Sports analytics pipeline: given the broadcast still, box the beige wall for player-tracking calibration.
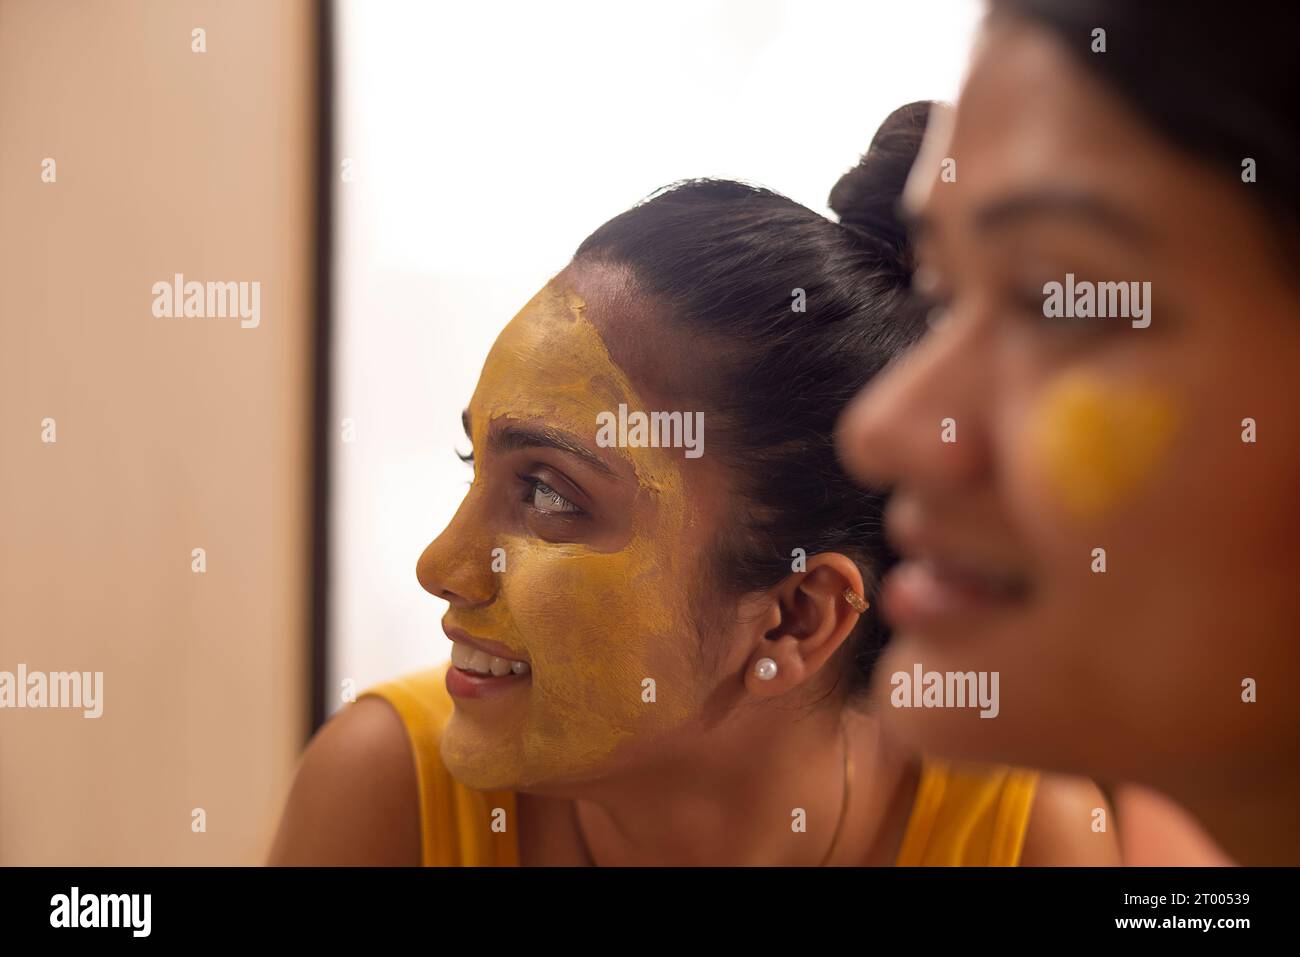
[0,0,316,864]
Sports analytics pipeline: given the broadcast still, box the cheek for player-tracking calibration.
[1013,372,1179,523]
[508,546,655,677]
[999,371,1186,664]
[501,538,696,729]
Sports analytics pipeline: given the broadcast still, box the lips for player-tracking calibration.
[877,488,1035,634]
[883,556,1031,633]
[442,624,532,701]
[450,639,531,677]
[443,624,527,661]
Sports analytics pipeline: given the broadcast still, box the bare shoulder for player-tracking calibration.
[267,696,421,866]
[1019,773,1122,866]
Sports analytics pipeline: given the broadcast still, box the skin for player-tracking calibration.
[836,12,1300,865]
[270,261,1118,867]
[1112,785,1234,867]
[423,279,698,790]
[1027,373,1178,519]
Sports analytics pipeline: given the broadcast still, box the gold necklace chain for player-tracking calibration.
[817,717,853,866]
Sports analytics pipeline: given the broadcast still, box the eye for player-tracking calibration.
[911,264,952,329]
[911,289,951,330]
[1008,278,1111,339]
[523,477,582,515]
[924,299,950,330]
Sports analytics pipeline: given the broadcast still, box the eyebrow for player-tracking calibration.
[463,409,616,478]
[904,188,1149,244]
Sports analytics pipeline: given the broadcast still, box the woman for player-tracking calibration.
[270,103,1116,866]
[837,3,1299,865]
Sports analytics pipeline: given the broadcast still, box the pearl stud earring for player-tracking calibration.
[754,657,778,681]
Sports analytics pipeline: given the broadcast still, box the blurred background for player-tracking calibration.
[0,0,979,865]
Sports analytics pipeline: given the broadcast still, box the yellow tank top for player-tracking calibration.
[360,662,1039,866]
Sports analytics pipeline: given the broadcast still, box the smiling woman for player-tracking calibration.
[269,103,1119,868]
[425,279,699,789]
[836,0,1300,866]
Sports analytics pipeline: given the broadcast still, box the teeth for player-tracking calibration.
[451,640,531,677]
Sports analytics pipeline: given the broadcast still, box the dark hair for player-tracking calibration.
[573,102,932,700]
[993,0,1300,242]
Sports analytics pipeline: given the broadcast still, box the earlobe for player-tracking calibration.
[744,633,809,696]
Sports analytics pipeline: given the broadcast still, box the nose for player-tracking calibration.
[835,312,992,494]
[415,494,497,607]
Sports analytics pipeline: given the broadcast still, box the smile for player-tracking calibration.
[882,557,1031,634]
[445,636,532,702]
[450,639,532,677]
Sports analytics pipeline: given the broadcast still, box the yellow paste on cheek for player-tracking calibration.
[440,281,695,789]
[1027,373,1178,518]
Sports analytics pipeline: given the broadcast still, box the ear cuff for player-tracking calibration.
[842,588,869,614]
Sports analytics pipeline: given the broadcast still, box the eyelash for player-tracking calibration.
[456,447,585,517]
[521,476,583,516]
[914,276,1100,336]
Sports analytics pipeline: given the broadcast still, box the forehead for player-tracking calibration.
[469,276,694,500]
[469,280,632,431]
[906,16,1168,229]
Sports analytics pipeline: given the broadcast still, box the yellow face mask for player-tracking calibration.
[426,280,698,791]
[1027,372,1179,519]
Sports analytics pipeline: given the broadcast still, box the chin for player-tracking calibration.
[868,634,1052,771]
[439,727,520,791]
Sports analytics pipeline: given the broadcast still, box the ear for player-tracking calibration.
[744,553,868,698]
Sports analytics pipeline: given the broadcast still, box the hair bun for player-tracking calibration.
[828,101,934,278]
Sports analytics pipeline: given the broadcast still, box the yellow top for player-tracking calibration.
[360,662,1039,866]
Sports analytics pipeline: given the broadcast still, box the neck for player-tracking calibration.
[557,705,906,866]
